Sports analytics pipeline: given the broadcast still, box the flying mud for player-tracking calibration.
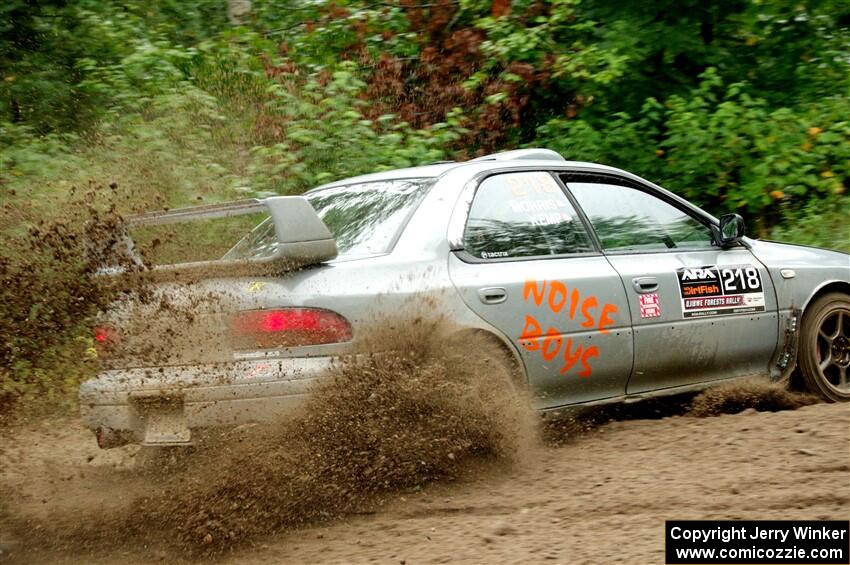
[1,325,537,560]
[1,378,846,564]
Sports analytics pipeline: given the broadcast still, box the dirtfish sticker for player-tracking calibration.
[677,265,765,319]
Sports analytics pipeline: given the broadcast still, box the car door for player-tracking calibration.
[447,171,634,408]
[562,175,779,394]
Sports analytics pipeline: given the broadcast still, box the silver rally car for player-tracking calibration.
[81,149,850,448]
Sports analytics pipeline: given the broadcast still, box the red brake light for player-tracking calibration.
[230,308,353,349]
[93,325,120,357]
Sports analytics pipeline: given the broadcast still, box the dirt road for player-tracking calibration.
[2,398,848,564]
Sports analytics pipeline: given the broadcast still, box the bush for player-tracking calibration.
[535,69,850,236]
[770,199,850,253]
[249,64,467,193]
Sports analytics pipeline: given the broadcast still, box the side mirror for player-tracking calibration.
[718,213,745,247]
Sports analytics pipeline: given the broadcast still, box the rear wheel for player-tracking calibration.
[442,332,536,443]
[447,332,526,394]
[798,292,850,402]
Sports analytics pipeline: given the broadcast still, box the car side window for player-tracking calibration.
[463,172,594,259]
[566,181,714,252]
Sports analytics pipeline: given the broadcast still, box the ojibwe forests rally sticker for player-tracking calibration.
[676,265,766,319]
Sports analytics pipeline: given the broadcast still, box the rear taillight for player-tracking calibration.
[230,308,353,349]
[93,325,120,358]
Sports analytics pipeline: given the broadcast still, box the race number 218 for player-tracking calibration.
[720,267,761,293]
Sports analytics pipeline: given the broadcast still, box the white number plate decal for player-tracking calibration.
[676,265,766,319]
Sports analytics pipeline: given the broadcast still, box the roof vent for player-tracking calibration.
[469,148,565,162]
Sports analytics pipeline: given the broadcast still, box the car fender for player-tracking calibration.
[747,238,850,377]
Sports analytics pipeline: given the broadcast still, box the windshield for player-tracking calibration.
[224,178,433,261]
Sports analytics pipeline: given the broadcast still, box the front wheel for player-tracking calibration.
[798,292,850,402]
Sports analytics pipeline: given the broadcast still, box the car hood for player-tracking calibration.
[747,238,849,312]
[747,239,850,270]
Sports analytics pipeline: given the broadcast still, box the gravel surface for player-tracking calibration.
[2,400,847,564]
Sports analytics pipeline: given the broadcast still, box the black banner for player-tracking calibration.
[666,520,849,564]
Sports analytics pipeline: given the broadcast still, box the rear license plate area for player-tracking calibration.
[131,391,191,445]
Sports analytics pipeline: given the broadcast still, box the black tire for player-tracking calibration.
[798,292,850,402]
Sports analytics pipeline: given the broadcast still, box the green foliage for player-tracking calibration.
[567,0,850,113]
[770,199,850,254]
[250,65,466,193]
[535,69,850,236]
[0,0,239,133]
[535,98,665,178]
[0,122,80,186]
[662,81,849,219]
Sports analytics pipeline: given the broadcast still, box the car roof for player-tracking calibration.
[307,149,629,192]
[305,148,719,225]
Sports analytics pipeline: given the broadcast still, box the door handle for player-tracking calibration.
[478,287,507,305]
[631,277,658,294]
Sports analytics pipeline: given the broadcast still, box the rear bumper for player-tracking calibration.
[79,357,336,446]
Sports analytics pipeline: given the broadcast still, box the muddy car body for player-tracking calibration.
[80,149,850,448]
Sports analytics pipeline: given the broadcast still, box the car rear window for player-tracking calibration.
[224,178,433,261]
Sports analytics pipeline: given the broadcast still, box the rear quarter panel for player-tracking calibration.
[167,168,518,364]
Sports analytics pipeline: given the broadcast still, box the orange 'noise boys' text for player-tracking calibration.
[520,279,619,377]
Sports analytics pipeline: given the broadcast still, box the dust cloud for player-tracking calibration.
[540,377,821,446]
[8,323,537,558]
[688,378,820,417]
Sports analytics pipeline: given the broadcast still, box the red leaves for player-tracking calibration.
[491,0,511,18]
[269,0,559,154]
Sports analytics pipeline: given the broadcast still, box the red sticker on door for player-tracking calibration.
[639,293,661,318]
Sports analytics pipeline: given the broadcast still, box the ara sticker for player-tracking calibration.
[639,293,661,318]
[676,265,765,319]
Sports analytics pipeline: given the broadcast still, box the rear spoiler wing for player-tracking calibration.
[111,196,337,279]
[126,198,267,226]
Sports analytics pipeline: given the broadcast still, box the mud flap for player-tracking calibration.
[130,390,192,446]
[772,308,801,382]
